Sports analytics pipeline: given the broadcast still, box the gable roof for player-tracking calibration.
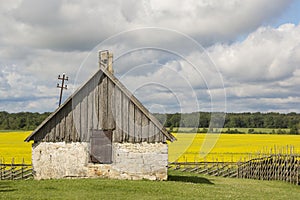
[25,66,176,142]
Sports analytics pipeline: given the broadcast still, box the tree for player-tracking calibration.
[290,123,300,135]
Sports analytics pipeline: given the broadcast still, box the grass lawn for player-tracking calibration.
[0,170,299,200]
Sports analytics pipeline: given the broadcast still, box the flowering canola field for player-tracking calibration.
[169,133,300,163]
[1,131,300,164]
[0,131,32,164]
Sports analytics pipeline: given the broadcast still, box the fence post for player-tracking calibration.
[0,158,2,180]
[10,158,14,180]
[22,158,25,180]
[297,159,299,185]
[237,162,241,178]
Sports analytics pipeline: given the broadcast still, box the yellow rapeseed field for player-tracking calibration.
[0,131,32,164]
[1,131,300,164]
[169,133,300,163]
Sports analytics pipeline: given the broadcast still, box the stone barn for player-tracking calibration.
[25,51,176,180]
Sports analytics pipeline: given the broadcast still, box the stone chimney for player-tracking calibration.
[99,50,114,74]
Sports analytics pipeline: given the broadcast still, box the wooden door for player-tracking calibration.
[90,130,112,164]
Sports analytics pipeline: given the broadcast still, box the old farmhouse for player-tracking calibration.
[25,51,175,180]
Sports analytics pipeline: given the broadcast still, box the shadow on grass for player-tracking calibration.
[168,175,214,184]
[0,182,16,192]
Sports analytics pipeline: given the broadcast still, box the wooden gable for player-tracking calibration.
[25,66,175,143]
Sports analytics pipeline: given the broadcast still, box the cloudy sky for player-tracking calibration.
[1,0,300,113]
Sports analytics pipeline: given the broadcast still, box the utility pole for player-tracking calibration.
[57,73,68,107]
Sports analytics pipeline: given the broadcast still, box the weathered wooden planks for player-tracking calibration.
[100,76,108,129]
[141,114,149,142]
[94,76,100,130]
[114,87,123,142]
[49,117,56,141]
[128,101,135,143]
[100,66,174,141]
[134,108,142,143]
[107,78,115,130]
[81,91,88,142]
[27,68,173,144]
[87,82,94,142]
[148,122,156,143]
[59,107,66,141]
[65,103,73,142]
[122,94,129,142]
[73,95,81,142]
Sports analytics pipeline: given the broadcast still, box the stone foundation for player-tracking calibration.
[32,142,168,180]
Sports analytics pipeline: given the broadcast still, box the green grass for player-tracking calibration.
[0,170,299,200]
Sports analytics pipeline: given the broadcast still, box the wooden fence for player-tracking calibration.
[237,155,300,185]
[169,154,300,185]
[0,159,33,180]
[169,161,239,178]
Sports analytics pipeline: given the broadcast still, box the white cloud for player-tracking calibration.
[0,49,87,112]
[147,0,291,44]
[209,23,300,112]
[0,0,291,51]
[113,22,300,113]
[211,24,300,82]
[0,0,298,113]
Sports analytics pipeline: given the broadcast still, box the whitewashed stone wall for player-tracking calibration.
[32,142,90,179]
[32,142,168,180]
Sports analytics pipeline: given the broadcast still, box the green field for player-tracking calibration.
[0,170,299,200]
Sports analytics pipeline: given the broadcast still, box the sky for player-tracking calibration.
[0,0,300,114]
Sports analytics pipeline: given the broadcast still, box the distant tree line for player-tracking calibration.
[0,111,50,130]
[1,111,300,134]
[153,112,300,134]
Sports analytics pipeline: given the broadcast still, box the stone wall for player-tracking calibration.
[32,142,168,180]
[32,142,90,179]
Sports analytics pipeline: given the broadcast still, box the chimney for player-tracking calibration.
[99,50,114,74]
